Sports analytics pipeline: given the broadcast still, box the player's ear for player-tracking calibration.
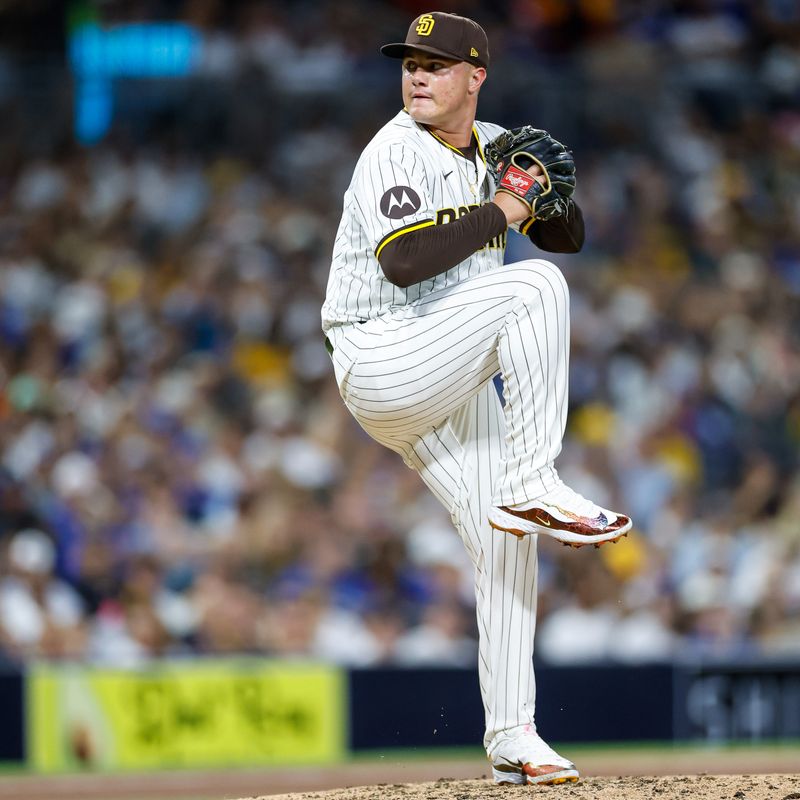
[468,66,487,95]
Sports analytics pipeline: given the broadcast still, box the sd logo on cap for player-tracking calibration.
[415,14,436,36]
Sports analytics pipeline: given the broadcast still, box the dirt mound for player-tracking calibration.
[259,774,800,800]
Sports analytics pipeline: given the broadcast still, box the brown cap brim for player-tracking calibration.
[380,42,485,68]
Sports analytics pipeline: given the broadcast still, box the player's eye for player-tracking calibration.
[403,61,417,73]
[429,62,444,71]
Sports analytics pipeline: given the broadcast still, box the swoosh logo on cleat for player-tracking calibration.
[533,514,551,527]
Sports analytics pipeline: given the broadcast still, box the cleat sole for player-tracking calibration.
[543,776,579,785]
[494,772,579,786]
[524,769,580,786]
[488,506,632,546]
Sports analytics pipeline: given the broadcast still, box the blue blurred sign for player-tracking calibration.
[68,23,202,143]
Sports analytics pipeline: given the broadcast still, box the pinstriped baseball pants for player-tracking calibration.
[328,260,570,748]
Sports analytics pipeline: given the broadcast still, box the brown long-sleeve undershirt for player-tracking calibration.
[378,199,585,288]
[528,198,584,253]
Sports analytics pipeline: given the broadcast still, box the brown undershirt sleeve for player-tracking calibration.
[378,203,508,288]
[378,196,584,289]
[526,199,585,253]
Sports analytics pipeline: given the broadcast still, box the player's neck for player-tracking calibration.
[427,123,474,149]
[425,108,476,149]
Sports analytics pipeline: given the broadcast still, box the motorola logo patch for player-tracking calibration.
[380,186,422,219]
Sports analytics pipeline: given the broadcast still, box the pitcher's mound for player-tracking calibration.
[258,774,799,800]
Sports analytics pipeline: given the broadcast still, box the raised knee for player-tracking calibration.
[527,259,568,292]
[505,260,569,302]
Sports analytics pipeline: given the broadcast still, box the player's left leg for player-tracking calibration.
[328,260,630,548]
[405,381,578,785]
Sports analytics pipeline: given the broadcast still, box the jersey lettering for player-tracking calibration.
[435,208,457,226]
[487,230,507,250]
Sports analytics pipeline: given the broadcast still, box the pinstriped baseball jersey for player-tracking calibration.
[321,110,507,333]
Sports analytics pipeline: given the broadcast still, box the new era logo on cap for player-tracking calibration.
[380,11,489,69]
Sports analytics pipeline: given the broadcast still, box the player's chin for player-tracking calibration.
[407,98,436,121]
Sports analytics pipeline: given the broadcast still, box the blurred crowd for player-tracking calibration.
[0,0,799,667]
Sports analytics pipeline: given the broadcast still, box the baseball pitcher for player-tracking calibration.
[321,10,632,785]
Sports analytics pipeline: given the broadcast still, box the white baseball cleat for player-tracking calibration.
[488,725,579,786]
[488,483,631,548]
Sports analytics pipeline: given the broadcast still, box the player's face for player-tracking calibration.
[401,51,480,127]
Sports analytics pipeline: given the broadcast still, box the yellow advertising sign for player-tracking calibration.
[28,659,346,771]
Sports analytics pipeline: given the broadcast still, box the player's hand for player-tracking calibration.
[526,163,545,180]
[492,165,546,225]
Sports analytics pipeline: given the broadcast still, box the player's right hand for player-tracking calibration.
[491,170,539,224]
[493,163,547,224]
